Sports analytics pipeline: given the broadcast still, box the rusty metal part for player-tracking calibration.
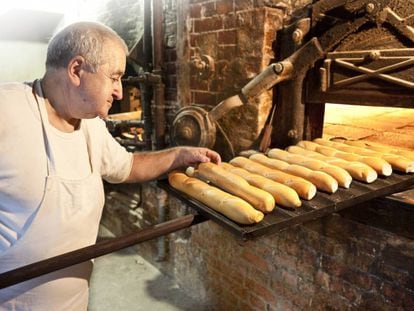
[171,106,216,148]
[0,214,207,289]
[292,18,311,45]
[172,36,324,148]
[153,0,166,150]
[191,54,215,79]
[241,61,293,99]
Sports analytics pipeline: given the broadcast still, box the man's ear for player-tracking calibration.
[67,56,86,86]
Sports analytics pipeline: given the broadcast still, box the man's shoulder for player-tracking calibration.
[0,82,31,93]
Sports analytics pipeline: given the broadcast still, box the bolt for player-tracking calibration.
[287,129,298,139]
[366,3,375,13]
[179,126,193,140]
[292,29,303,43]
[274,62,284,74]
[369,50,381,60]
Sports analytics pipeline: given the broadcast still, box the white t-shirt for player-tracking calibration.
[0,82,133,251]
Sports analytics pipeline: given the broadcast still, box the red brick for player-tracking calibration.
[329,276,362,303]
[200,1,215,17]
[189,33,198,47]
[245,277,277,305]
[189,3,201,18]
[221,265,246,287]
[218,29,237,44]
[234,0,254,11]
[246,265,270,287]
[241,249,269,272]
[271,252,298,272]
[342,268,374,291]
[223,13,237,28]
[216,0,234,15]
[192,90,217,106]
[217,45,237,60]
[194,16,223,33]
[281,269,299,289]
[248,293,266,310]
[321,255,346,277]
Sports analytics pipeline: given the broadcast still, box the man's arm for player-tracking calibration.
[124,146,221,183]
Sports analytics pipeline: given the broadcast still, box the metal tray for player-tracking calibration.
[157,172,414,240]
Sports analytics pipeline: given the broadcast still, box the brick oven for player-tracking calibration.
[104,0,414,310]
[2,1,413,310]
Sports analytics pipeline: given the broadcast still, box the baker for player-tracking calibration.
[0,21,220,309]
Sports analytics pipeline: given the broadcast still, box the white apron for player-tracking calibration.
[0,81,105,310]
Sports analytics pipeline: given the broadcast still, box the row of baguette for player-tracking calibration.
[168,139,414,225]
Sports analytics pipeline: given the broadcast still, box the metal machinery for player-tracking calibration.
[170,0,414,150]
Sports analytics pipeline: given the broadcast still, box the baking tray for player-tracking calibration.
[157,172,414,240]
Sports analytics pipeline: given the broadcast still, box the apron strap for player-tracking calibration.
[32,79,56,175]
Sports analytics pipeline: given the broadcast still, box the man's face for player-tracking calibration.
[76,42,126,119]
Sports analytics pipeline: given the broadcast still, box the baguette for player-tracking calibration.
[314,138,412,173]
[332,138,414,160]
[168,171,263,224]
[229,156,317,200]
[308,139,392,176]
[287,145,378,183]
[219,162,302,208]
[191,162,275,213]
[267,148,352,188]
[249,153,338,193]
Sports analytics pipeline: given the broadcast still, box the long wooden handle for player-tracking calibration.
[0,214,205,289]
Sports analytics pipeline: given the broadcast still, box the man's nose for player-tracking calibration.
[113,81,123,100]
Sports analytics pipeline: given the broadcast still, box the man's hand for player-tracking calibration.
[125,146,221,183]
[177,146,221,168]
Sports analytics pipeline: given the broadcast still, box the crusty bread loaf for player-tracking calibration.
[219,162,302,208]
[229,156,317,200]
[314,138,413,173]
[249,153,338,193]
[332,138,414,160]
[266,148,352,188]
[191,162,275,213]
[287,145,378,183]
[168,171,264,224]
[303,138,391,176]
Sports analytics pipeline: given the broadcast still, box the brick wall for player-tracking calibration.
[101,1,414,310]
[162,200,414,310]
[173,0,290,158]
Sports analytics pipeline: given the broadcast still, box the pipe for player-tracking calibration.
[0,214,206,289]
[152,0,168,261]
[141,0,153,150]
[152,0,166,151]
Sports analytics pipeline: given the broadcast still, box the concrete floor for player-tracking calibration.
[88,226,201,311]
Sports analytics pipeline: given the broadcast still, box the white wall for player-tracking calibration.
[0,41,48,82]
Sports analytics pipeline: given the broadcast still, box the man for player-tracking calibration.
[0,21,220,309]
